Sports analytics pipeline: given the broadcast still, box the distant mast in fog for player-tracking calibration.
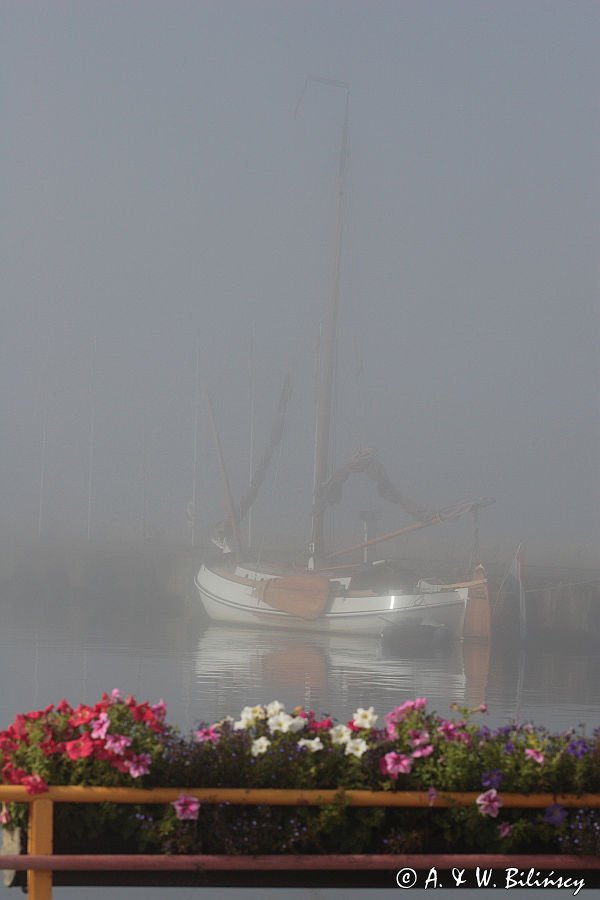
[295,75,350,566]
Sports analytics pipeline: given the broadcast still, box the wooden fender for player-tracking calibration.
[257,575,330,620]
[462,565,491,640]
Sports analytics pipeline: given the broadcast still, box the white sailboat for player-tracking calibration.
[195,80,493,639]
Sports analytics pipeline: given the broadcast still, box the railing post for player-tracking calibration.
[28,798,53,900]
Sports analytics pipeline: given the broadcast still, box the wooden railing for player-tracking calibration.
[2,786,600,899]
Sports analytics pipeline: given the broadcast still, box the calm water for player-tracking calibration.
[1,587,599,898]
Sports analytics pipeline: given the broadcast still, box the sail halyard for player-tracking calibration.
[309,83,350,566]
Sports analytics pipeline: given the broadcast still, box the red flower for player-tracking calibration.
[64,733,95,760]
[11,715,29,739]
[0,734,18,753]
[310,717,334,732]
[57,699,73,714]
[69,705,95,728]
[22,774,49,795]
[39,738,59,756]
[2,764,27,784]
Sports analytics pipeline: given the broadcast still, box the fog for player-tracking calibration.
[2,1,598,568]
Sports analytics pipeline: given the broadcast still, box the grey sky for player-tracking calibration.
[1,1,598,559]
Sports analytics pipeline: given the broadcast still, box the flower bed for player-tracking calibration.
[1,693,600,858]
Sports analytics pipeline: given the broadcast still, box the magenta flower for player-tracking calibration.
[409,729,430,747]
[195,725,220,744]
[151,699,167,721]
[438,720,459,740]
[498,821,512,838]
[0,806,11,825]
[427,787,438,806]
[126,753,151,778]
[379,751,413,779]
[525,748,545,765]
[476,788,503,818]
[412,744,434,758]
[172,793,200,820]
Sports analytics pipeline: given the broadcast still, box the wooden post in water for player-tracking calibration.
[28,798,53,900]
[462,564,492,640]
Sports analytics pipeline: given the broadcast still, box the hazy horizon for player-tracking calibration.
[2,1,598,564]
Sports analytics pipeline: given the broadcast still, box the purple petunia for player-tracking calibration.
[545,804,567,826]
[481,769,504,789]
[567,739,590,759]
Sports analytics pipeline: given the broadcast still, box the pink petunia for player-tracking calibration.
[172,793,200,820]
[90,712,110,741]
[379,751,413,779]
[105,734,132,755]
[0,806,11,825]
[125,753,151,778]
[498,821,513,838]
[525,748,544,765]
[383,698,428,736]
[476,788,503,818]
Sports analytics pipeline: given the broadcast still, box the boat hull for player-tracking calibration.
[195,564,467,638]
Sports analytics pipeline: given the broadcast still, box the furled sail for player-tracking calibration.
[313,447,494,522]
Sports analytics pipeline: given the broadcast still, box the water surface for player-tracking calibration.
[1,589,598,898]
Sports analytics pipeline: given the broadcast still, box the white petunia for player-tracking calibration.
[330,724,352,745]
[251,736,271,756]
[267,712,307,734]
[345,737,369,758]
[234,705,266,730]
[298,737,324,753]
[352,706,378,729]
[267,712,293,733]
[266,700,285,716]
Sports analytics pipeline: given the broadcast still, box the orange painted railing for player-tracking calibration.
[2,786,600,899]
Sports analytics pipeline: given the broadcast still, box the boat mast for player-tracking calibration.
[308,78,350,566]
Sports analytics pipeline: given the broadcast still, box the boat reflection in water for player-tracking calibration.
[194,626,490,724]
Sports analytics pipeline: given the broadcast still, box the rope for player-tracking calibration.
[498,577,600,595]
